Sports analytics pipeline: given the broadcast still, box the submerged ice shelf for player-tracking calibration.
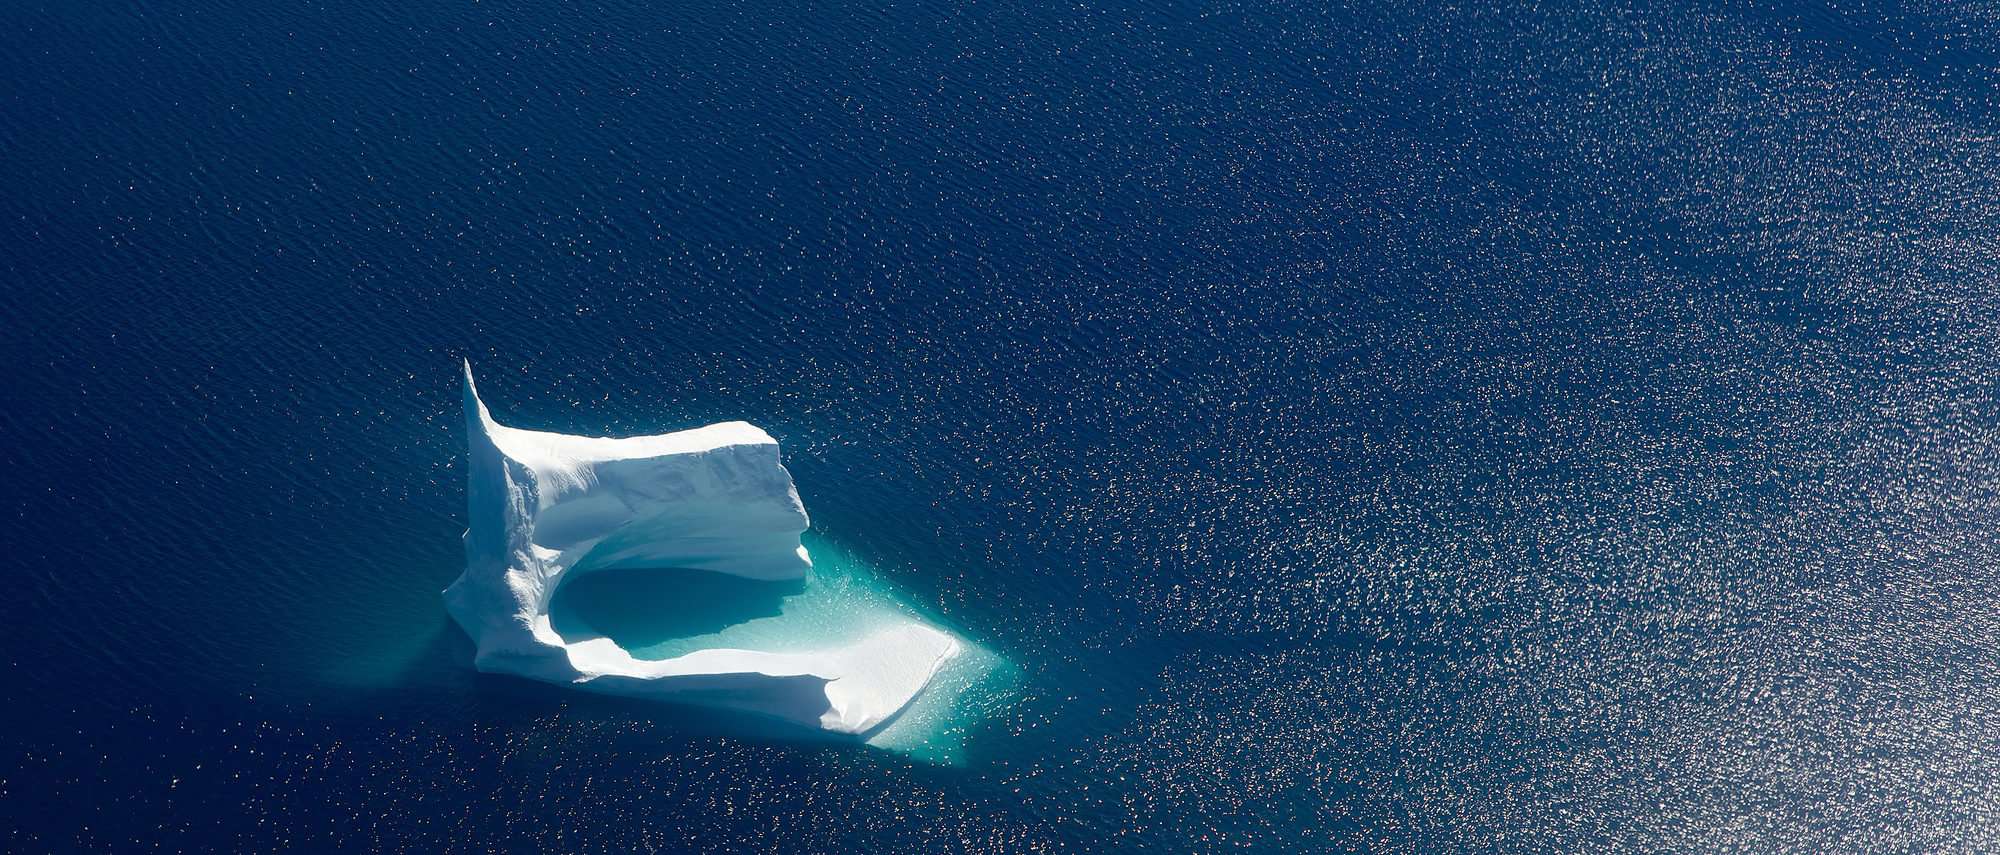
[445,365,995,747]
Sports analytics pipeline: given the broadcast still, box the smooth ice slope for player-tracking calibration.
[444,364,960,735]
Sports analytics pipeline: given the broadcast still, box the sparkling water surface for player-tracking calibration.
[7,0,2000,850]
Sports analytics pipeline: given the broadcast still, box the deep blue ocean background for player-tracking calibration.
[7,0,2000,850]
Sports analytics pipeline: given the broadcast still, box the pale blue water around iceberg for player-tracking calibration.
[549,535,1018,764]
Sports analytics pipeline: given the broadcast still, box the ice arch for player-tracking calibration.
[443,364,960,735]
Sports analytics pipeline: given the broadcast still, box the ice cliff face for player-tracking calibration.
[444,364,960,735]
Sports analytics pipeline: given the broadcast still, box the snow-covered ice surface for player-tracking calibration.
[446,364,1006,757]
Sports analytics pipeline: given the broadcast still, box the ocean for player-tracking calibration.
[6,0,2000,850]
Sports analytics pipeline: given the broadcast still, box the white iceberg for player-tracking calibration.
[445,363,962,736]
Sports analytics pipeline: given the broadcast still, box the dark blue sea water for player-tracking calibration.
[7,0,2000,850]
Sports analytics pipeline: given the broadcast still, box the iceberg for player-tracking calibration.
[444,364,963,737]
